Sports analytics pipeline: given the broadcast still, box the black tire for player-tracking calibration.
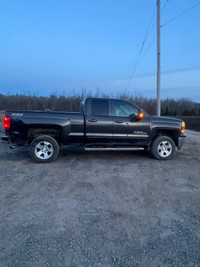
[150,135,176,160]
[29,135,59,163]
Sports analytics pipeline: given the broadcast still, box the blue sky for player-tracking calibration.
[0,0,200,101]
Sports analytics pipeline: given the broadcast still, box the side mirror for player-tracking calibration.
[129,113,137,121]
[129,110,144,121]
[137,110,144,120]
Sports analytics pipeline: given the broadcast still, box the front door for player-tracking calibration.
[112,100,149,145]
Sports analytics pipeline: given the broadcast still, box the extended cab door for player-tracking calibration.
[112,100,150,145]
[85,99,113,144]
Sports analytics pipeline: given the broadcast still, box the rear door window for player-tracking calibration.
[91,100,109,116]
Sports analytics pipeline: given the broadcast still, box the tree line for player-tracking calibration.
[0,92,200,116]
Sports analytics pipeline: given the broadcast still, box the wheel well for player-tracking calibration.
[151,129,178,147]
[28,128,61,144]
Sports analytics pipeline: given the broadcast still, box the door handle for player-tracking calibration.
[115,120,124,123]
[88,119,97,122]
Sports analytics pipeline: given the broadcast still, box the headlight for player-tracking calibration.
[181,122,185,133]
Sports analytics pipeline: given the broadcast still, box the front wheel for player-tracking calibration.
[150,136,176,160]
[29,135,59,163]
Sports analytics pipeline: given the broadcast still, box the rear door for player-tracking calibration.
[85,99,113,144]
[112,100,149,145]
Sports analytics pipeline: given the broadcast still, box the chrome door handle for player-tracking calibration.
[115,120,123,123]
[88,119,97,122]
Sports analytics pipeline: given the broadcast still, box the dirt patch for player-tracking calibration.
[0,127,200,266]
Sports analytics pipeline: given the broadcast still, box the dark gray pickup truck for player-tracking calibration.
[2,97,186,162]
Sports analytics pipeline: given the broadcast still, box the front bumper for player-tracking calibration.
[178,136,186,150]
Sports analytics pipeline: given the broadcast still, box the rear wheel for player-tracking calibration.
[150,135,176,160]
[30,135,59,163]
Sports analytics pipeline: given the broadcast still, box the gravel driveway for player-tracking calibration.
[0,126,200,267]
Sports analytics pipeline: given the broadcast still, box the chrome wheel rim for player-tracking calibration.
[35,141,54,159]
[157,141,172,157]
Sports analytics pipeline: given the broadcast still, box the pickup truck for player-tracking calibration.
[1,97,186,163]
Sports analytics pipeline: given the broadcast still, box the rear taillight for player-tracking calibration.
[3,116,11,130]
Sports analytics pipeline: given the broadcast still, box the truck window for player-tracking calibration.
[114,101,138,117]
[91,100,109,116]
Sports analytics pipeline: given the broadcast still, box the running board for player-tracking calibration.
[85,147,144,151]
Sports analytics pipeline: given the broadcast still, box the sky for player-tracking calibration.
[0,0,200,101]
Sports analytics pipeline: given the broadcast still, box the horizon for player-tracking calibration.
[1,89,200,104]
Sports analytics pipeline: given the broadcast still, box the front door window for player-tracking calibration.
[114,101,138,117]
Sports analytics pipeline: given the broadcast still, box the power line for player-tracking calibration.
[136,0,169,65]
[138,34,156,66]
[143,5,156,43]
[141,0,168,50]
[144,0,168,44]
[124,42,145,91]
[123,2,157,91]
[123,0,169,91]
[144,0,169,55]
[162,1,200,27]
[161,0,169,14]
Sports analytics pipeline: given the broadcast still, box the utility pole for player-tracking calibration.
[156,0,161,116]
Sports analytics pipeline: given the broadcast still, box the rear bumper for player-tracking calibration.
[178,136,186,150]
[1,134,10,143]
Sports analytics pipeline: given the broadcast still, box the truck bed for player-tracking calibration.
[4,110,85,145]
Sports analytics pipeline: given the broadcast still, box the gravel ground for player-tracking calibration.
[0,126,200,267]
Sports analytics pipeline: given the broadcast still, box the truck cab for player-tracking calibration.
[83,98,150,147]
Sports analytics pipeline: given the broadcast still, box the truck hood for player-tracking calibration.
[151,116,183,123]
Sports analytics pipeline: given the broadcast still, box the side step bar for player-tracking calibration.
[85,147,144,151]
